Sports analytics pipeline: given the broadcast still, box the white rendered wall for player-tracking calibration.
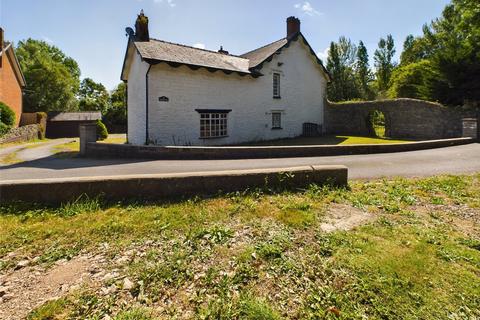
[133,37,327,146]
[127,50,150,145]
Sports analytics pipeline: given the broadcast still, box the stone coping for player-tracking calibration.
[0,165,348,204]
[84,137,476,160]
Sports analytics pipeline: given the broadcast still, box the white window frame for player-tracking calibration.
[273,73,281,98]
[198,111,229,139]
[272,112,282,129]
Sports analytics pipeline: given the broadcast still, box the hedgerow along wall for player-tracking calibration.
[325,98,477,140]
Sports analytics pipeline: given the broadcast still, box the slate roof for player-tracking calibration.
[135,39,251,74]
[240,38,288,69]
[124,32,329,80]
[47,112,102,122]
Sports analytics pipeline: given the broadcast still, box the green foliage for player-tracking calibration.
[36,112,47,139]
[394,0,480,106]
[388,60,439,100]
[0,102,15,136]
[78,78,110,114]
[374,35,396,94]
[15,39,80,112]
[104,83,127,132]
[368,110,386,138]
[96,119,109,141]
[326,37,361,102]
[356,41,375,100]
[0,101,16,127]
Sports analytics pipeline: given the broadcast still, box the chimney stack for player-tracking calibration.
[135,10,150,41]
[218,46,229,55]
[286,16,300,39]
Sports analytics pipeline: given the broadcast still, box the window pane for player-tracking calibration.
[199,112,228,138]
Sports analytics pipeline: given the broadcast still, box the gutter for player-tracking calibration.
[145,64,152,145]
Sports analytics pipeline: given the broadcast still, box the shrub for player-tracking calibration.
[36,112,47,139]
[0,122,10,136]
[96,119,108,141]
[0,101,16,126]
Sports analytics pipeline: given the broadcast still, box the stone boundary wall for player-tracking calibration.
[325,98,477,140]
[84,137,475,160]
[0,166,348,204]
[0,124,40,144]
[19,113,38,126]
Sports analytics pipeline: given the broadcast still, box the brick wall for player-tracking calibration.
[0,49,23,126]
[325,99,476,140]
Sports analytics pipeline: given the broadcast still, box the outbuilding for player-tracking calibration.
[46,112,101,138]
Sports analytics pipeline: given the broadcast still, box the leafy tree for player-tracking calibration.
[104,82,127,132]
[392,0,479,106]
[355,41,375,100]
[78,78,110,113]
[374,35,396,93]
[16,39,80,112]
[388,60,438,100]
[326,37,360,101]
[425,0,480,106]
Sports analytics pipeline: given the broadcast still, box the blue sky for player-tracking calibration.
[1,0,449,90]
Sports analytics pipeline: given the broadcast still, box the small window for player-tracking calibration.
[199,112,228,138]
[272,112,282,129]
[273,73,281,98]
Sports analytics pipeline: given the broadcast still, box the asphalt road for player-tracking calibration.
[1,143,479,182]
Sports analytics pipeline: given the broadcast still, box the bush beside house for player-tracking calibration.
[96,119,108,141]
[0,102,16,136]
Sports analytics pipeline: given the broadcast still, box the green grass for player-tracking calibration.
[1,174,479,319]
[243,135,409,146]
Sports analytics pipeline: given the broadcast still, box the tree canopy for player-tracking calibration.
[16,39,81,112]
[78,78,110,113]
[391,0,480,106]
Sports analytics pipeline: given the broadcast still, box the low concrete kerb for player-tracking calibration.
[84,137,476,160]
[0,165,348,204]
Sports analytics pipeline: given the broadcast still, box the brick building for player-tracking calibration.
[0,28,26,126]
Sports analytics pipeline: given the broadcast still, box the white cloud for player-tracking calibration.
[154,0,176,7]
[294,2,322,16]
[317,47,329,61]
[193,43,206,49]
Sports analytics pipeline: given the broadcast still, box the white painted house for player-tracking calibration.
[121,12,330,146]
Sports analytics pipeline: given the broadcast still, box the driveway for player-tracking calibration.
[0,138,76,164]
[1,143,479,181]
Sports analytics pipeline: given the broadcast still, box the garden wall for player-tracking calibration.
[325,98,477,140]
[0,124,40,144]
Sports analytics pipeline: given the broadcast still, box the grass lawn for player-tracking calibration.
[52,134,127,157]
[1,174,479,319]
[242,135,410,146]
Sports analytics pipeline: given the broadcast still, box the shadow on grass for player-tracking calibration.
[237,136,349,146]
[0,182,351,215]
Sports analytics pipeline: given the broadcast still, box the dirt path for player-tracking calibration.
[0,254,102,320]
[0,138,75,165]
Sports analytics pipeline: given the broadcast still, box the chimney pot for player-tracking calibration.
[218,46,229,55]
[135,10,150,41]
[286,16,300,39]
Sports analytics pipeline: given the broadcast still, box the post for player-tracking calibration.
[79,124,97,156]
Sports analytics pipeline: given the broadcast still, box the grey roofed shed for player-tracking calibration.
[46,112,102,138]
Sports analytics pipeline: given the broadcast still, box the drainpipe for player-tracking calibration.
[145,64,152,145]
[124,80,128,143]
